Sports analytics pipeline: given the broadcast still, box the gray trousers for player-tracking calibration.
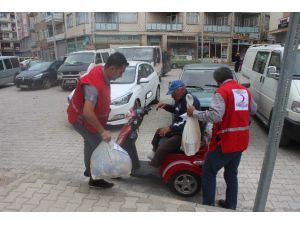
[73,123,102,177]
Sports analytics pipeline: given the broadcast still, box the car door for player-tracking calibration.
[251,51,271,119]
[50,61,63,84]
[143,63,157,103]
[137,64,150,106]
[259,51,281,120]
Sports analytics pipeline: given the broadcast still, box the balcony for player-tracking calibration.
[45,13,64,24]
[234,26,259,33]
[204,25,231,33]
[95,23,119,31]
[46,33,65,43]
[146,23,182,31]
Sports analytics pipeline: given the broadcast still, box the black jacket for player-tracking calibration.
[164,91,201,136]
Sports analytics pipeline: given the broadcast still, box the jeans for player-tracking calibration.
[73,123,102,177]
[202,145,242,209]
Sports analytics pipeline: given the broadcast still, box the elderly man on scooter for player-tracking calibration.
[147,80,201,168]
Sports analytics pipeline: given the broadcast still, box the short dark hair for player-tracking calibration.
[213,67,233,83]
[105,52,129,68]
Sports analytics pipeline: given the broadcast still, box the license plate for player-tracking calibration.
[65,79,77,84]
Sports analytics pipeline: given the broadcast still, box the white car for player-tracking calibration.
[68,61,160,125]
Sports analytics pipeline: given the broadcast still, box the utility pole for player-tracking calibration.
[253,12,300,212]
[201,13,204,61]
[51,13,58,60]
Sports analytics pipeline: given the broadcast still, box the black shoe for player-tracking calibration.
[217,199,235,210]
[88,178,114,189]
[84,171,90,177]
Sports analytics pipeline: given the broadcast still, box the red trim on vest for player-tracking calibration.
[209,80,251,153]
[67,65,111,133]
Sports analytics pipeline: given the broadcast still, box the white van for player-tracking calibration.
[116,46,163,79]
[0,56,20,86]
[241,44,300,145]
[57,48,113,90]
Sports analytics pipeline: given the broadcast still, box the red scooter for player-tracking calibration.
[116,99,208,197]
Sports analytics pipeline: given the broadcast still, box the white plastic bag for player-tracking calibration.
[181,94,201,156]
[90,141,132,179]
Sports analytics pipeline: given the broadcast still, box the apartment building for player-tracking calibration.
[23,12,269,63]
[269,12,290,44]
[0,12,20,56]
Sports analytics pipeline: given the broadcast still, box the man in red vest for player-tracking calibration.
[187,67,257,209]
[67,52,128,189]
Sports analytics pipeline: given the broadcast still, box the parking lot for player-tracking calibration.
[0,68,300,212]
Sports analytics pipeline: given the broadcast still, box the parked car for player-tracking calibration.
[68,61,160,125]
[15,60,63,89]
[0,56,20,86]
[179,64,242,110]
[57,49,113,90]
[171,55,201,69]
[241,44,300,146]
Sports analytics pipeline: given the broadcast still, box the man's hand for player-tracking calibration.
[100,130,112,142]
[156,102,166,111]
[159,127,171,137]
[187,105,196,117]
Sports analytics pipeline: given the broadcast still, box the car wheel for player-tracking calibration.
[42,77,51,89]
[152,86,160,104]
[172,64,177,69]
[268,110,290,146]
[168,170,201,197]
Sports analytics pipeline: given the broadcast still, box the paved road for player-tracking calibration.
[0,68,299,211]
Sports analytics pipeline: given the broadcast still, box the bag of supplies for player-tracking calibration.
[181,94,201,156]
[90,141,132,179]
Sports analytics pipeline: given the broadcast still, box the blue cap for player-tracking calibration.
[167,80,185,95]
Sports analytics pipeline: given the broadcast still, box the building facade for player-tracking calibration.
[19,12,270,63]
[269,12,290,44]
[0,12,20,56]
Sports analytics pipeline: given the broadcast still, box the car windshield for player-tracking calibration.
[28,62,52,71]
[181,69,218,88]
[117,48,153,62]
[110,66,136,84]
[293,50,300,77]
[64,52,95,65]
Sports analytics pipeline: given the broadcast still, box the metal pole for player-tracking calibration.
[253,12,300,212]
[51,13,58,60]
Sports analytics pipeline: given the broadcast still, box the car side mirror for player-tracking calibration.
[267,66,279,79]
[139,78,149,84]
[241,83,250,88]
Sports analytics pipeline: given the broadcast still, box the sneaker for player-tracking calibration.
[88,178,114,189]
[147,151,155,160]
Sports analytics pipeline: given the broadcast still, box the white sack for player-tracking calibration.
[181,94,201,156]
[90,141,132,179]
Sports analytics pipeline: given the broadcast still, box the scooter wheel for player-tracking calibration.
[168,170,201,197]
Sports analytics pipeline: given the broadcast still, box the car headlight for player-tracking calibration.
[111,93,133,106]
[79,71,87,76]
[33,73,43,78]
[58,72,63,79]
[291,101,300,113]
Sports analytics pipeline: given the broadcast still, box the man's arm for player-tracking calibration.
[191,93,225,123]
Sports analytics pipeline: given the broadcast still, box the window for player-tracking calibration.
[144,64,154,76]
[95,13,118,23]
[119,13,137,24]
[102,52,109,63]
[186,12,200,25]
[67,13,73,28]
[138,65,147,78]
[268,52,281,73]
[253,51,270,74]
[0,61,4,71]
[96,53,102,64]
[4,59,12,69]
[76,12,89,25]
[10,58,19,68]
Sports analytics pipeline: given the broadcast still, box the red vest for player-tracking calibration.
[209,80,251,153]
[67,65,111,133]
